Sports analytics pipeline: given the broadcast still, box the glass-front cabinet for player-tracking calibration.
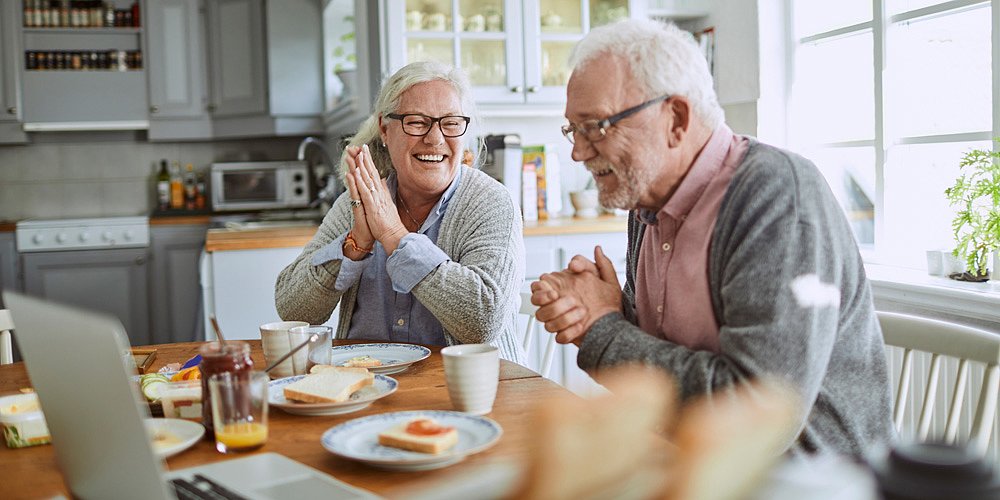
[384,0,640,106]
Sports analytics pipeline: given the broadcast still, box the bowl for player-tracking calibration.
[0,393,51,448]
[569,189,600,218]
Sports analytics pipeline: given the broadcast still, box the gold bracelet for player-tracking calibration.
[345,232,373,254]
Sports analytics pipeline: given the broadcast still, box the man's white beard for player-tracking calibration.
[587,159,651,210]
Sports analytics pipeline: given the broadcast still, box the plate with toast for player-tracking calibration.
[325,343,432,375]
[268,367,398,416]
[320,410,503,471]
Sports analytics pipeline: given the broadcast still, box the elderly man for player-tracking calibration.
[532,19,893,456]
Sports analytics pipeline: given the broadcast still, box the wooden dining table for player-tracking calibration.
[0,340,574,499]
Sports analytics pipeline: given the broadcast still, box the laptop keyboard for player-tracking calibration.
[170,474,249,500]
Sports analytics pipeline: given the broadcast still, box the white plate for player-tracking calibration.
[268,374,398,416]
[145,418,204,459]
[320,410,503,471]
[323,343,432,375]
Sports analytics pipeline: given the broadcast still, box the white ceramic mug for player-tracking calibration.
[441,344,499,415]
[259,321,308,378]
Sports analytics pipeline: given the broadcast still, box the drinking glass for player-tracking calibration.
[208,371,269,453]
[290,325,333,373]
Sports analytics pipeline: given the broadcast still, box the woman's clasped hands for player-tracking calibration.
[343,144,408,258]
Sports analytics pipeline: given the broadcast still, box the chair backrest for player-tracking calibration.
[878,311,1000,457]
[520,292,555,378]
[0,309,13,365]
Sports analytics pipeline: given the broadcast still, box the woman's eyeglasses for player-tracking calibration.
[386,113,471,137]
[561,94,671,144]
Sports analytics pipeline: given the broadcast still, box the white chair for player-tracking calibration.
[0,309,14,365]
[878,311,1000,457]
[520,292,555,378]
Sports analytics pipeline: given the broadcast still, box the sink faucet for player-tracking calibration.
[297,136,342,208]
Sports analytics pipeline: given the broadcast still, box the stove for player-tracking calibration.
[16,216,150,252]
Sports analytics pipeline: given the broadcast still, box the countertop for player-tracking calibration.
[204,214,628,252]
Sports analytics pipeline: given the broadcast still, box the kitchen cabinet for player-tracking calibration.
[201,245,340,341]
[204,0,325,138]
[145,0,212,140]
[383,0,644,107]
[150,223,208,345]
[22,247,152,346]
[19,0,148,128]
[0,2,27,143]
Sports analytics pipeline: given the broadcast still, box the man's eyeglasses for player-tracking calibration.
[561,94,671,144]
[386,113,471,138]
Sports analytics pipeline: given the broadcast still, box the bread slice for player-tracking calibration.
[282,367,374,403]
[344,355,383,368]
[378,418,458,454]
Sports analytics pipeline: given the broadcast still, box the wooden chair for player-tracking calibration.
[878,311,1000,457]
[520,292,555,378]
[0,309,13,365]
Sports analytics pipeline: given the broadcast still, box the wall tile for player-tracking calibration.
[0,183,25,220]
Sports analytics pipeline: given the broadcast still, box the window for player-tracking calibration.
[788,0,996,269]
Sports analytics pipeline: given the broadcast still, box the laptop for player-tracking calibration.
[4,291,379,500]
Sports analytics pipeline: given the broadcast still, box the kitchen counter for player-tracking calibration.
[204,214,628,252]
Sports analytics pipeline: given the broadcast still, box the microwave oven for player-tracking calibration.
[210,161,311,212]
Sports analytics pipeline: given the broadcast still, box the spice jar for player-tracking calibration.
[198,341,253,434]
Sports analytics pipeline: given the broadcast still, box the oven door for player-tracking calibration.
[21,248,152,346]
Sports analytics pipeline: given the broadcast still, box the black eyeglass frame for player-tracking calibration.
[385,113,472,138]
[561,93,671,144]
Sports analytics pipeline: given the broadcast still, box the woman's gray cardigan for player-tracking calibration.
[275,167,526,364]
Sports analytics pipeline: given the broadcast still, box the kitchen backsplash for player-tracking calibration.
[0,137,304,220]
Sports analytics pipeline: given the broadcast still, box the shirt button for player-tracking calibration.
[662,242,671,252]
[656,305,663,313]
[396,319,404,326]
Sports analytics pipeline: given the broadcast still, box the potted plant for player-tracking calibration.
[944,139,1000,282]
[330,13,356,100]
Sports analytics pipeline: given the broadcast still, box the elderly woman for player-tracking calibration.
[275,61,525,363]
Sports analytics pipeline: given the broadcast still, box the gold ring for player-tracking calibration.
[350,199,362,207]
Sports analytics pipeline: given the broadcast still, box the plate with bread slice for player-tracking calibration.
[320,410,503,471]
[325,343,432,375]
[268,366,398,416]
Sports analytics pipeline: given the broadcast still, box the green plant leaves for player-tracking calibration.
[946,139,1000,276]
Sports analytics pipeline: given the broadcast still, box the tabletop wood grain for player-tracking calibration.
[0,340,567,499]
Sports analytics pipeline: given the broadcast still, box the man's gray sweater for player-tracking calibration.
[579,139,894,456]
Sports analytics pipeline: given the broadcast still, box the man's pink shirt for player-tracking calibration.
[634,125,749,352]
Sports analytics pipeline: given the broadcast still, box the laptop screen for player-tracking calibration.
[5,292,173,500]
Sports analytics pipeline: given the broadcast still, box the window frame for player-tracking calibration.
[786,0,999,266]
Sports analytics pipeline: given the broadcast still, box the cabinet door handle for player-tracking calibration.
[207,104,217,112]
[509,85,523,93]
[149,105,159,113]
[6,106,15,115]
[527,86,539,93]
[135,256,146,265]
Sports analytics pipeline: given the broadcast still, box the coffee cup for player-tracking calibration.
[259,321,308,378]
[441,344,499,415]
[872,441,1000,499]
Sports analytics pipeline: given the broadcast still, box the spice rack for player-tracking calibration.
[19,0,147,125]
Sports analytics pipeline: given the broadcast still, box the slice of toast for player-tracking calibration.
[378,418,458,454]
[282,367,373,403]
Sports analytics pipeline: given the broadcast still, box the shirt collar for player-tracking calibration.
[637,124,734,225]
[387,167,463,231]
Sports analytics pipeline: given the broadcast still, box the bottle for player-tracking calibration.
[131,0,140,27]
[155,160,170,211]
[169,161,184,210]
[183,163,197,210]
[195,173,207,210]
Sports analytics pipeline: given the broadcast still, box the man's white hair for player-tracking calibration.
[569,19,724,129]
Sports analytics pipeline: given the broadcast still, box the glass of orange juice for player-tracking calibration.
[208,371,269,454]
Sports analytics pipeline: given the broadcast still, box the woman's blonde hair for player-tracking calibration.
[339,61,483,179]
